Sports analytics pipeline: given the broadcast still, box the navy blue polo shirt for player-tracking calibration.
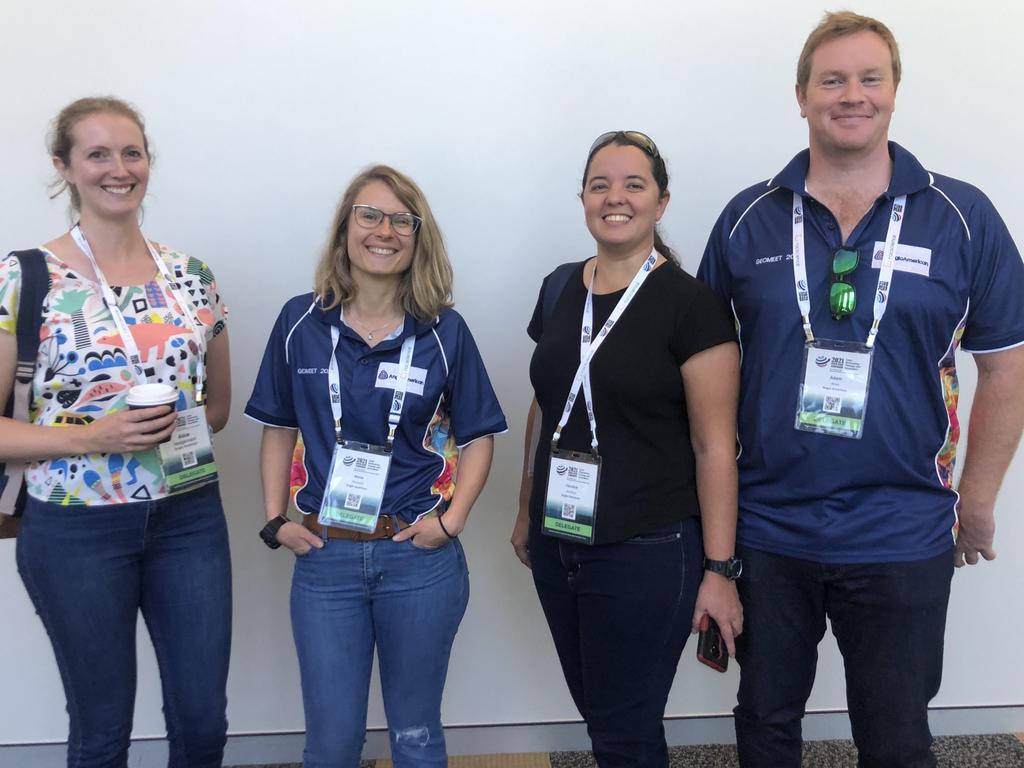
[698,142,1024,563]
[245,294,507,522]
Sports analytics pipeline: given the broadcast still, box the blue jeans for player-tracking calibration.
[529,518,703,768]
[734,545,954,768]
[15,482,232,768]
[290,533,469,768]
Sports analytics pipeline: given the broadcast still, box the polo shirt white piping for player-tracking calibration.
[730,297,745,464]
[729,186,780,240]
[931,298,970,492]
[431,327,449,375]
[929,177,972,241]
[284,298,317,366]
[962,338,1024,354]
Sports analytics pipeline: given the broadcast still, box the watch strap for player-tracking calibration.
[703,556,743,580]
[260,515,288,549]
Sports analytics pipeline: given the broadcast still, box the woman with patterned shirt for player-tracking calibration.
[0,97,232,768]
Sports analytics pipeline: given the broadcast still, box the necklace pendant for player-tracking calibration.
[367,332,374,341]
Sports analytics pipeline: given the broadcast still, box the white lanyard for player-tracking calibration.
[328,320,415,449]
[552,250,657,453]
[791,193,906,348]
[70,225,209,400]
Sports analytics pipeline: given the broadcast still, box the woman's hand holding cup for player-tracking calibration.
[82,384,180,454]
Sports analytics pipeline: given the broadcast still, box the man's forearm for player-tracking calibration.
[957,346,1024,507]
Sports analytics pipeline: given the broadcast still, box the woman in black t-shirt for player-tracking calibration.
[511,131,743,766]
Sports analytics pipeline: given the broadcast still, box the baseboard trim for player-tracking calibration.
[2,705,1022,767]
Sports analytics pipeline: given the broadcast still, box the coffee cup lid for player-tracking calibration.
[126,383,178,406]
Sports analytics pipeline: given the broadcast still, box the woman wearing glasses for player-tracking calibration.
[511,132,743,765]
[247,165,506,768]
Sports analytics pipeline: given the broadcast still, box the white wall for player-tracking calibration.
[1,0,1022,747]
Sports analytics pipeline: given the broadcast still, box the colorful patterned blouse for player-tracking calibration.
[0,245,227,505]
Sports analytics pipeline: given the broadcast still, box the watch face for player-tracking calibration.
[706,557,742,580]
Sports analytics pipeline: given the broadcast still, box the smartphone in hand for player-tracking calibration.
[697,614,728,673]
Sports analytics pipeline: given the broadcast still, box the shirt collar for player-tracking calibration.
[310,295,437,341]
[769,141,931,199]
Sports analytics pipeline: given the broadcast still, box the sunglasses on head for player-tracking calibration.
[587,130,660,159]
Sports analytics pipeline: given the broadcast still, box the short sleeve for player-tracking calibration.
[527,262,585,343]
[202,269,228,343]
[180,255,228,344]
[696,205,736,303]
[670,281,738,366]
[527,280,545,342]
[245,304,299,428]
[444,315,508,446]
[961,195,1024,352]
[0,254,23,336]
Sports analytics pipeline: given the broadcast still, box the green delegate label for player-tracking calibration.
[798,412,862,431]
[544,517,593,539]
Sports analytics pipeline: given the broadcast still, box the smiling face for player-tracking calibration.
[345,180,417,283]
[53,111,150,220]
[797,30,896,158]
[582,144,669,256]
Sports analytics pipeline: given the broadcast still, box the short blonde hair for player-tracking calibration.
[314,165,453,321]
[797,11,901,91]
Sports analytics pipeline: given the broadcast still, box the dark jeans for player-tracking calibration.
[16,482,232,768]
[734,545,954,768]
[530,517,703,768]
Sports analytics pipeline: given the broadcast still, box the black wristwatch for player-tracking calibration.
[704,556,743,580]
[260,515,289,549]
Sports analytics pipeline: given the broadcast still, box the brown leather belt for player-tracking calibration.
[302,513,409,542]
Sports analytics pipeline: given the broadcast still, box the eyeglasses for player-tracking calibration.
[829,247,859,319]
[587,130,660,159]
[351,205,422,236]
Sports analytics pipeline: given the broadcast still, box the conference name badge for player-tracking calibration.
[318,441,392,533]
[543,448,601,545]
[795,339,874,440]
[160,406,218,493]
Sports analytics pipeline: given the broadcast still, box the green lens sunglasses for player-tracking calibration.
[829,247,859,320]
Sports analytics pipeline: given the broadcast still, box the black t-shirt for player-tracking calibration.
[528,260,737,544]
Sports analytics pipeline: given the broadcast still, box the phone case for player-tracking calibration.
[696,614,728,673]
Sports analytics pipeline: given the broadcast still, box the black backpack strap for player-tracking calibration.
[13,249,50,385]
[0,249,50,523]
[541,261,584,330]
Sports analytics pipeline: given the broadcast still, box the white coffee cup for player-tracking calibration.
[126,384,178,441]
[125,383,178,410]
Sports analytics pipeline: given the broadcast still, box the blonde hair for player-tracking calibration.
[314,165,453,321]
[797,11,901,91]
[48,96,150,211]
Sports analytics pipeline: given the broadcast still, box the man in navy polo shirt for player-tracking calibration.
[698,11,1024,767]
